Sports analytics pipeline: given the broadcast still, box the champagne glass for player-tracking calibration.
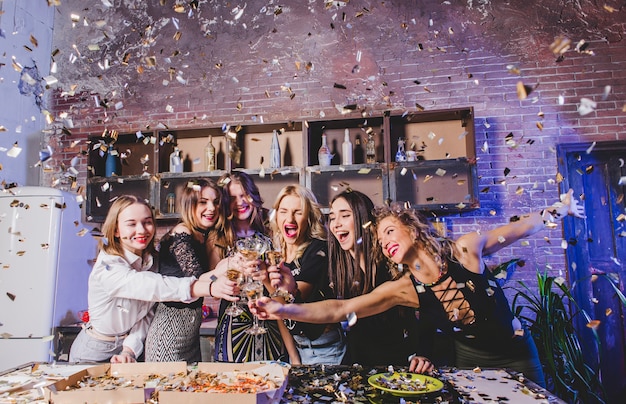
[237,236,270,335]
[224,253,244,316]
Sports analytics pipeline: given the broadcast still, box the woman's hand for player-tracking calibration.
[268,261,297,293]
[559,188,586,218]
[408,355,435,374]
[249,296,284,320]
[111,348,136,364]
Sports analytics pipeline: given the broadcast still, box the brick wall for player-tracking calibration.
[46,1,626,290]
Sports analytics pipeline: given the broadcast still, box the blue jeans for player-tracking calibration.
[293,328,347,365]
[69,328,124,363]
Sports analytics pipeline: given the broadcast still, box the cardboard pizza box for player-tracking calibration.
[46,361,289,404]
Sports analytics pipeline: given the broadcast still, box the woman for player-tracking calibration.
[273,189,431,369]
[213,171,286,362]
[253,189,585,386]
[269,185,346,365]
[69,195,219,363]
[145,179,226,362]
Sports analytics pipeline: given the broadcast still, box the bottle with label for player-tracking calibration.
[354,135,364,164]
[269,130,281,168]
[169,147,183,173]
[395,138,407,162]
[342,129,353,165]
[366,131,376,164]
[318,133,332,166]
[105,145,120,177]
[204,135,216,171]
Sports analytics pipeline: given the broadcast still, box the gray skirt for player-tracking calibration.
[144,303,203,363]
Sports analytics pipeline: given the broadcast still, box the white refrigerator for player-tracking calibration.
[0,187,97,370]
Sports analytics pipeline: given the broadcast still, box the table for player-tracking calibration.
[0,363,565,403]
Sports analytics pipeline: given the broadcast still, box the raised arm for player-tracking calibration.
[252,273,418,323]
[456,189,585,272]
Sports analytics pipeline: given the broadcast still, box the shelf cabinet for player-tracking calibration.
[85,107,478,221]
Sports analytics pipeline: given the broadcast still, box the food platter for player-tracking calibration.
[0,375,33,394]
[368,372,444,396]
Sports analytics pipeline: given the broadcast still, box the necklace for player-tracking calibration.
[413,259,447,287]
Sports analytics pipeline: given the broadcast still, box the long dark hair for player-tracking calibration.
[328,190,381,299]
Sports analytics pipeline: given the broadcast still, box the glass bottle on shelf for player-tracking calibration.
[342,129,353,165]
[318,133,332,166]
[204,135,216,171]
[395,138,407,162]
[105,145,120,177]
[270,129,281,168]
[354,135,364,164]
[169,147,183,173]
[366,131,376,164]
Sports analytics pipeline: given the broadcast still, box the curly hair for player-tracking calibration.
[372,203,455,273]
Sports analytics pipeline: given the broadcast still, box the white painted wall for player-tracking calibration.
[0,0,54,186]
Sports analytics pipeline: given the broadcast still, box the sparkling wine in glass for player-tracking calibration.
[224,267,244,316]
[243,281,267,335]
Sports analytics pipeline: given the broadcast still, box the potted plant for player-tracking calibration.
[507,270,618,403]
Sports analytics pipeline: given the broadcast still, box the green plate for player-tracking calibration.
[368,372,444,396]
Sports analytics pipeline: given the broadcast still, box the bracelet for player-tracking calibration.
[271,289,295,304]
[208,274,218,298]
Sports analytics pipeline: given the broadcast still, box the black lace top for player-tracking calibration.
[158,231,208,309]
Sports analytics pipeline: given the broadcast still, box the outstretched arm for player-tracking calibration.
[456,189,585,272]
[251,273,418,323]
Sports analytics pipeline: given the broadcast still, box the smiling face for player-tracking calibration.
[115,202,155,256]
[196,186,219,230]
[376,215,414,265]
[276,194,307,247]
[228,182,253,222]
[328,197,356,252]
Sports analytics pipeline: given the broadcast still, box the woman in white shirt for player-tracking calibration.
[69,195,234,363]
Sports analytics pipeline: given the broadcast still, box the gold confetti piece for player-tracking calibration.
[604,4,617,12]
[357,168,371,174]
[41,243,49,249]
[556,172,564,183]
[362,221,372,229]
[606,308,613,316]
[435,168,446,176]
[77,228,88,237]
[6,292,16,301]
[515,186,524,195]
[536,122,543,130]
[516,81,528,100]
[423,175,433,183]
[586,320,601,329]
[1,333,13,339]
[473,367,482,373]
[16,251,25,256]
[42,335,55,342]
[549,35,571,55]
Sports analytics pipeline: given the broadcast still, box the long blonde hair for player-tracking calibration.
[100,195,155,258]
[270,185,326,261]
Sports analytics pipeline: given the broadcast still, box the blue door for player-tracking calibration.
[558,141,626,402]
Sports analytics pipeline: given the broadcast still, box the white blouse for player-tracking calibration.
[87,248,196,356]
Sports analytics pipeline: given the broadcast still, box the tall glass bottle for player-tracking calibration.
[342,129,353,165]
[366,131,376,164]
[204,135,216,171]
[318,133,332,166]
[269,130,281,168]
[169,147,183,173]
[105,145,120,177]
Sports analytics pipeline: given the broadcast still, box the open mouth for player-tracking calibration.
[133,236,149,244]
[386,244,399,257]
[283,224,298,239]
[203,213,215,222]
[335,231,350,243]
[237,205,249,214]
